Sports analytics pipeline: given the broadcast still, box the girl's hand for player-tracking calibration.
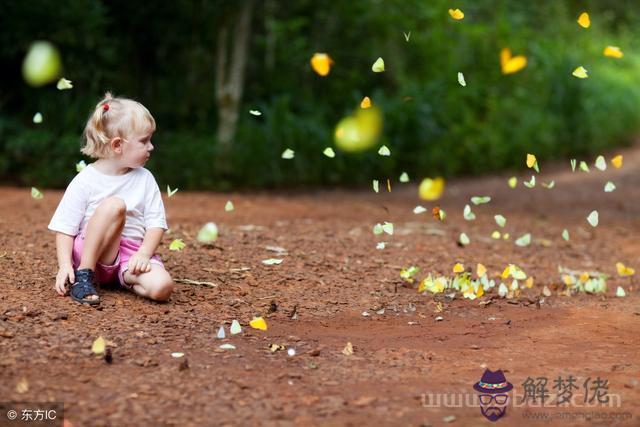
[128,251,152,275]
[55,265,75,296]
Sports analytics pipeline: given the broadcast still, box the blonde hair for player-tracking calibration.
[81,92,156,158]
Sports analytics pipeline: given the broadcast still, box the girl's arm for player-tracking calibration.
[138,227,165,256]
[56,232,75,267]
[54,232,76,295]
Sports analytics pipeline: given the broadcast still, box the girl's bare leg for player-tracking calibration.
[79,197,126,271]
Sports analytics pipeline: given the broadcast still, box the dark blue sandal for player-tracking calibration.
[70,268,100,305]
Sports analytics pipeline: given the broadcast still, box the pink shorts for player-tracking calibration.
[72,233,164,289]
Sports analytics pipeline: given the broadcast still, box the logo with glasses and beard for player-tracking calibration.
[473,369,513,422]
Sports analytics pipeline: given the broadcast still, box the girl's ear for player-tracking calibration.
[110,137,123,154]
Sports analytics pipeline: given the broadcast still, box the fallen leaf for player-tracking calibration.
[342,342,354,356]
[92,336,106,354]
[16,377,29,394]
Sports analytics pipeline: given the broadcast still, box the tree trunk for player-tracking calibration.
[215,0,254,169]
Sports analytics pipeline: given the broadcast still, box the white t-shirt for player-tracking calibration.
[48,164,168,241]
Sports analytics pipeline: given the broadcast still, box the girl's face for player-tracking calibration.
[121,129,154,168]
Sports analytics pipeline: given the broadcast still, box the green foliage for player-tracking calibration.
[1,0,639,189]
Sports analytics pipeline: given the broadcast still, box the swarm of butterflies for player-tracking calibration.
[28,8,633,300]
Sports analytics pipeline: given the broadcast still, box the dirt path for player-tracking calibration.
[1,145,639,426]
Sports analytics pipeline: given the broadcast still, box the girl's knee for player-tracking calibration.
[148,278,174,302]
[97,197,126,219]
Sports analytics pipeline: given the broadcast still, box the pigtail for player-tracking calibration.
[81,92,115,158]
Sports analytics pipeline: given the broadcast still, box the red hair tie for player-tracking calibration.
[103,104,109,111]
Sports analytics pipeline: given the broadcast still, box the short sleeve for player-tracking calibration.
[144,174,168,230]
[48,174,90,236]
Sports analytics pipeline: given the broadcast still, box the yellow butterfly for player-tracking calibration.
[611,154,623,169]
[577,12,590,28]
[92,336,106,354]
[500,48,527,75]
[476,263,487,278]
[603,46,623,58]
[360,96,371,109]
[419,177,445,200]
[250,316,268,331]
[453,263,465,274]
[310,53,333,76]
[448,8,464,20]
[616,262,635,277]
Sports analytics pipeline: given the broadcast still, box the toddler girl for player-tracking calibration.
[48,92,174,305]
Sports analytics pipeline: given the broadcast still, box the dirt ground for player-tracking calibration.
[1,145,639,427]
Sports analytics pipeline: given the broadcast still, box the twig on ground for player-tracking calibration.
[175,278,217,288]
